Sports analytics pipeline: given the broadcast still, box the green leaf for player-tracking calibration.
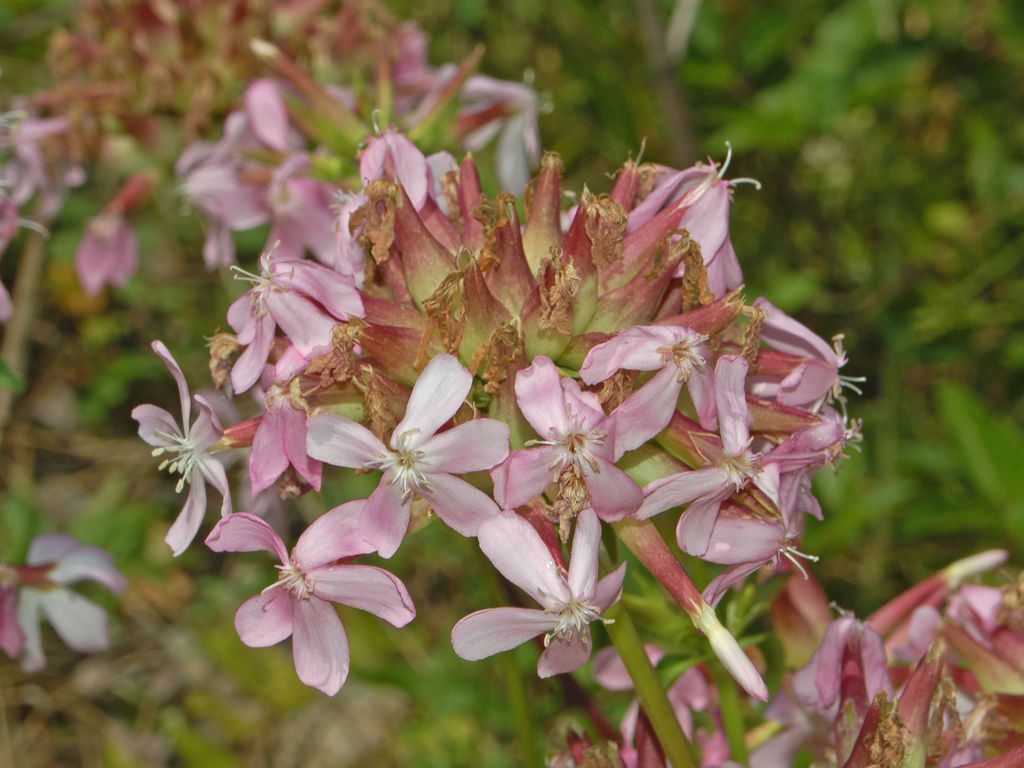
[0,359,25,392]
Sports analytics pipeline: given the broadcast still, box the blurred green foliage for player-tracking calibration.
[1,0,1023,764]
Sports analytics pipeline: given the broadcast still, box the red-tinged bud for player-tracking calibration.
[360,293,429,330]
[360,322,442,387]
[418,195,462,253]
[747,395,823,435]
[459,259,512,366]
[771,573,832,669]
[840,693,904,768]
[383,183,457,309]
[655,288,745,336]
[896,645,946,766]
[482,193,536,315]
[11,563,56,589]
[655,411,719,468]
[522,152,564,276]
[604,196,690,293]
[610,160,642,210]
[522,247,581,360]
[222,417,260,449]
[869,549,1008,639]
[106,172,156,215]
[458,153,485,251]
[943,620,1024,694]
[585,236,683,333]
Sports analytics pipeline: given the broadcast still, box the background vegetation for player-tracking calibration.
[0,0,1021,764]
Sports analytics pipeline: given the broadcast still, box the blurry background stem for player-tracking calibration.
[604,601,697,768]
[633,0,696,166]
[0,227,47,448]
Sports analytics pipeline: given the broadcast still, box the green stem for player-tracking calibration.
[604,602,697,768]
[710,660,748,763]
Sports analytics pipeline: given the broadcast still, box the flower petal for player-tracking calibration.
[392,354,472,446]
[311,565,416,627]
[567,508,601,600]
[676,493,728,557]
[514,356,569,439]
[245,79,290,152]
[306,414,386,468]
[491,446,558,511]
[592,562,627,612]
[39,589,109,653]
[166,479,207,556]
[610,366,683,455]
[636,468,729,520]
[360,480,412,559]
[249,407,289,496]
[205,512,289,563]
[584,457,644,521]
[451,607,556,660]
[714,355,750,456]
[418,473,500,537]
[235,587,295,647]
[477,512,570,608]
[151,340,191,425]
[291,597,349,695]
[293,500,375,568]
[538,634,592,678]
[131,404,181,447]
[421,419,510,474]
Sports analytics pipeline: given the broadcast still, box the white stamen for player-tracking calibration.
[263,563,314,600]
[151,429,202,492]
[365,429,432,499]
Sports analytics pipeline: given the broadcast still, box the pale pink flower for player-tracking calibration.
[248,384,322,496]
[227,252,363,394]
[74,213,139,296]
[637,355,777,556]
[244,79,292,153]
[460,75,541,195]
[491,356,643,522]
[14,534,127,672]
[579,323,715,449]
[206,506,415,695]
[333,192,367,284]
[451,507,625,677]
[360,129,429,209]
[752,297,856,409]
[306,354,509,557]
[265,153,338,264]
[132,341,232,555]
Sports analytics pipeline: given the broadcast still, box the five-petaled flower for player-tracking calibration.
[206,504,416,695]
[452,507,625,677]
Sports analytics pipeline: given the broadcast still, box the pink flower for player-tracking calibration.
[0,581,23,659]
[491,356,643,522]
[132,341,232,555]
[460,75,541,194]
[74,213,139,296]
[13,534,127,672]
[752,297,854,409]
[244,79,292,153]
[265,153,338,264]
[249,384,322,496]
[628,149,751,298]
[227,252,363,394]
[360,129,429,209]
[206,506,415,695]
[306,354,509,557]
[637,355,776,556]
[579,323,715,450]
[451,507,625,677]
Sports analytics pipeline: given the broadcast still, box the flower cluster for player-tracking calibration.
[133,126,868,709]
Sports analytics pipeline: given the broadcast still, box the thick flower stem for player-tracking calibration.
[604,601,698,768]
[612,518,703,615]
